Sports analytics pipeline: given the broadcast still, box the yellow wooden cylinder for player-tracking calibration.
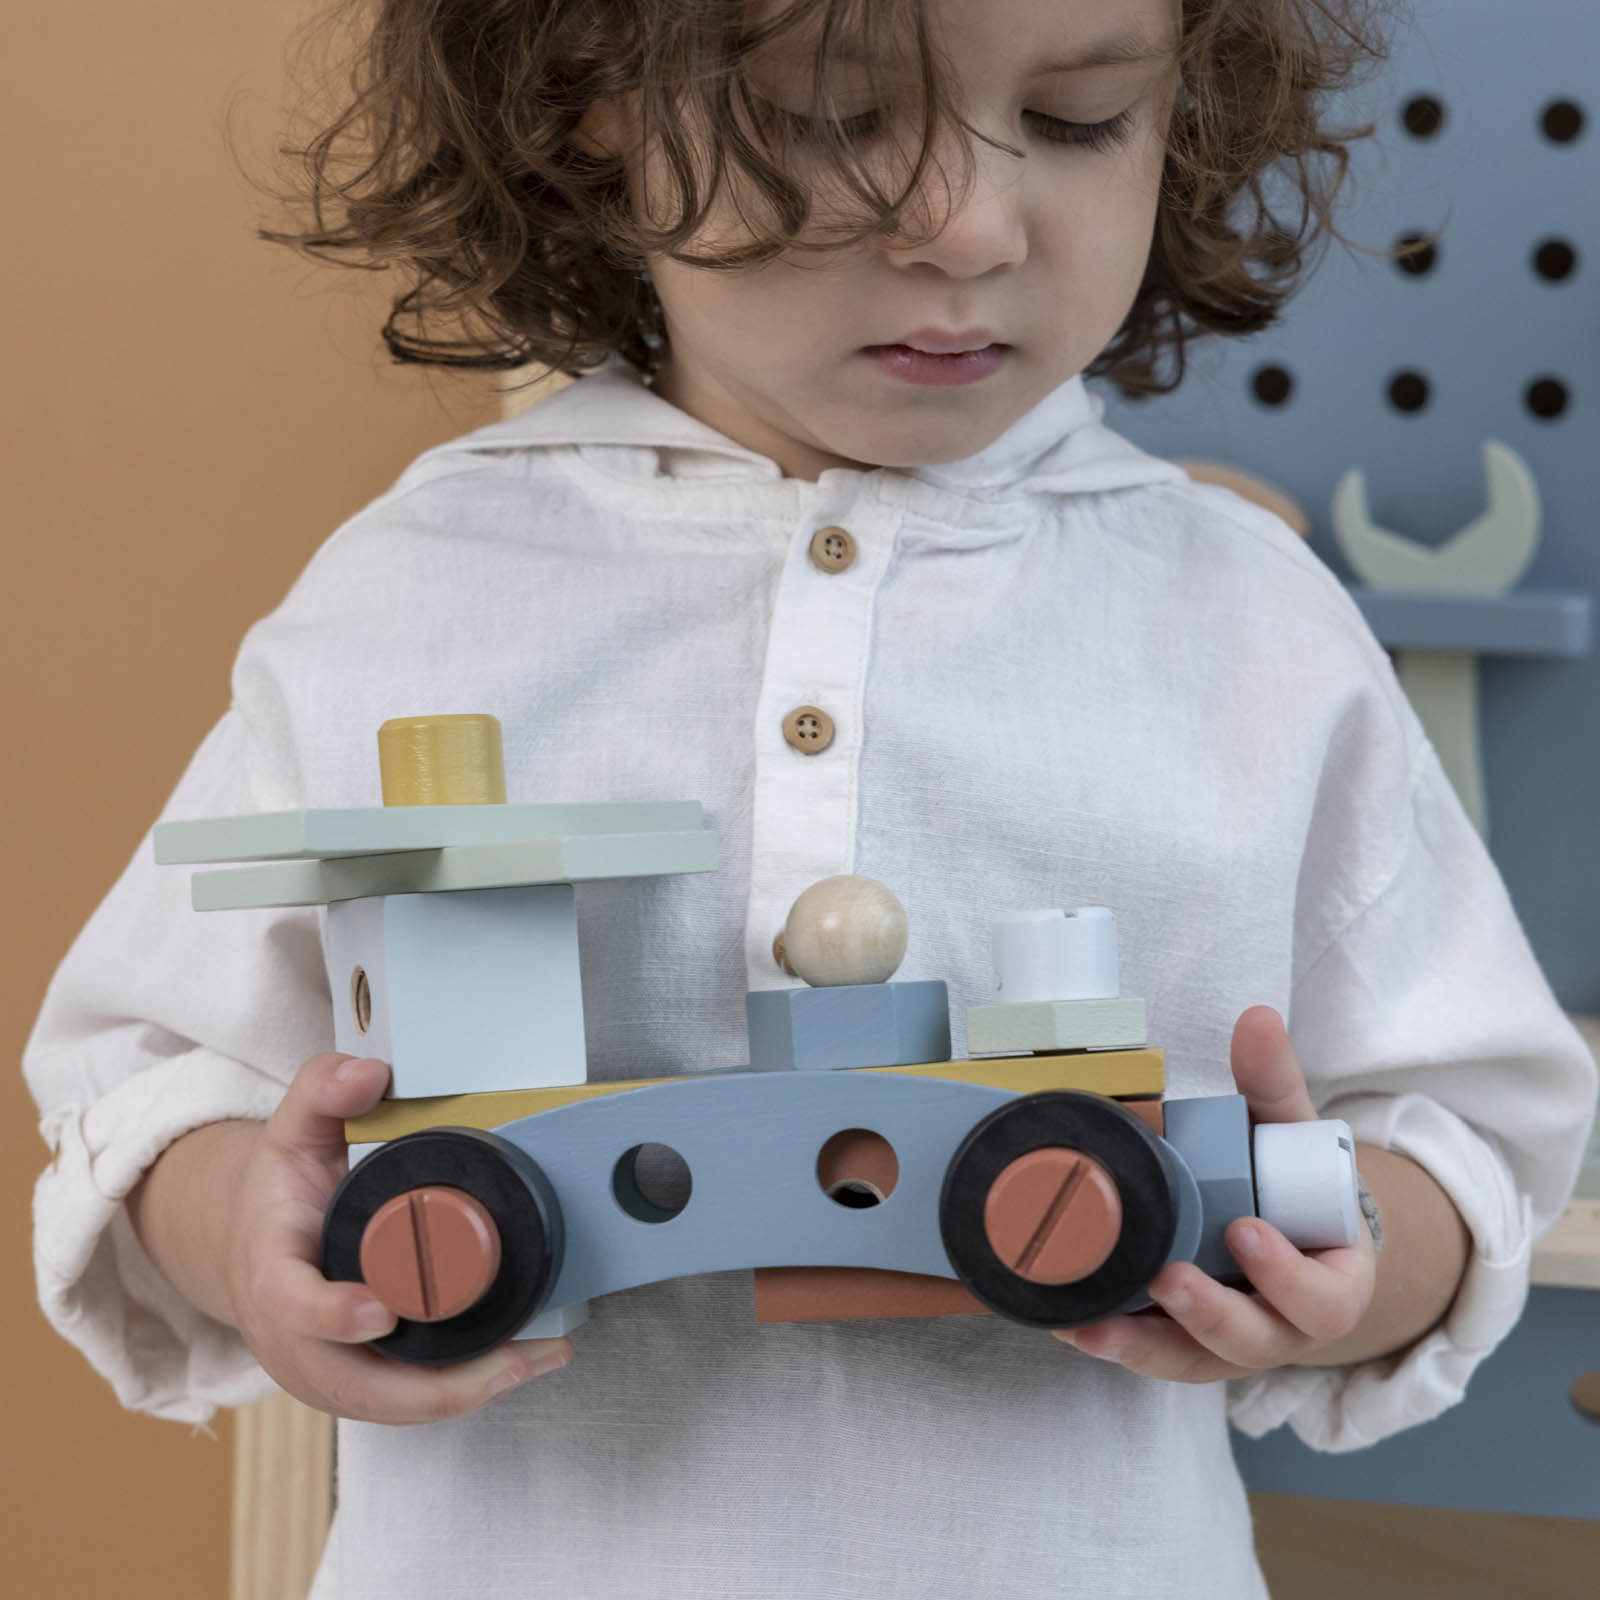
[377,715,507,806]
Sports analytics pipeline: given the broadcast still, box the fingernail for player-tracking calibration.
[528,1349,571,1380]
[335,1057,376,1083]
[356,1299,394,1335]
[486,1349,569,1400]
[1235,1222,1264,1258]
[1158,1284,1192,1317]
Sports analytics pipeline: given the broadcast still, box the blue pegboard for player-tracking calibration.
[1230,1285,1600,1520]
[1096,0,1599,1012]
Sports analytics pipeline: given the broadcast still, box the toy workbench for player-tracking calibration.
[154,714,1359,1367]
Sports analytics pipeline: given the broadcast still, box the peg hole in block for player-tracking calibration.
[351,966,372,1034]
[612,1143,692,1224]
[816,1128,899,1209]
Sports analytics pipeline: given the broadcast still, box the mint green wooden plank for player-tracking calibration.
[155,800,707,864]
[189,828,719,909]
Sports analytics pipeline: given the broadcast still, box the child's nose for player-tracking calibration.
[883,134,1029,279]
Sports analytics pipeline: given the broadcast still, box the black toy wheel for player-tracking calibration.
[321,1126,563,1367]
[939,1091,1177,1329]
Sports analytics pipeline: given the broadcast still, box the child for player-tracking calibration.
[24,0,1596,1595]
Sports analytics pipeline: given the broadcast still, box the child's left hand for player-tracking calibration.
[1052,1005,1377,1382]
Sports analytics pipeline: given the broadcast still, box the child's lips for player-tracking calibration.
[859,343,1012,386]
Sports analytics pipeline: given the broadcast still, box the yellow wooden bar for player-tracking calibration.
[344,1049,1164,1144]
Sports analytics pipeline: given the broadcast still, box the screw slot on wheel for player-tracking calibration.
[322,1127,563,1366]
[940,1091,1177,1329]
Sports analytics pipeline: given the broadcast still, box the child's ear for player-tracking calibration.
[573,98,631,160]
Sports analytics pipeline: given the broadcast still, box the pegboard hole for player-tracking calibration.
[817,1128,900,1208]
[1525,377,1570,420]
[1570,1370,1600,1423]
[1386,370,1431,413]
[1250,364,1294,408]
[350,967,372,1034]
[613,1143,692,1224]
[1540,99,1586,144]
[1533,238,1577,282]
[1400,94,1446,139]
[1393,232,1439,277]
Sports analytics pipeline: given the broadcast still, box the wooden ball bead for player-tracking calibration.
[782,876,908,987]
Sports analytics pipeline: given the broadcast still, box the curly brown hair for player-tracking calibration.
[257,0,1401,397]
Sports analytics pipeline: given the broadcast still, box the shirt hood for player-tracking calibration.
[433,354,1189,501]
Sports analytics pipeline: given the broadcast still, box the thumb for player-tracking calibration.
[1229,1005,1319,1125]
[264,1052,392,1165]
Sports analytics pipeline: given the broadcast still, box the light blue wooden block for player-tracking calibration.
[1347,587,1592,656]
[744,981,952,1070]
[325,886,586,1098]
[154,799,708,863]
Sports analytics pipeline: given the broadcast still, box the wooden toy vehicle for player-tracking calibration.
[154,714,1360,1367]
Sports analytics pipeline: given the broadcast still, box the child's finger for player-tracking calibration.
[261,1053,392,1165]
[296,1335,575,1426]
[1229,1006,1320,1125]
[266,1254,399,1344]
[1223,1218,1374,1345]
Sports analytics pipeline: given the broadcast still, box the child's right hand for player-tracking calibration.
[225,1052,574,1424]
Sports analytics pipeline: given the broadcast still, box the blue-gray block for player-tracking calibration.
[1160,1094,1258,1281]
[745,981,952,1071]
[1346,587,1592,656]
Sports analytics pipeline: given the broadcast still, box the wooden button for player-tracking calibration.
[808,525,857,573]
[782,706,835,754]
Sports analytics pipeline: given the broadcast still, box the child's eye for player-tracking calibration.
[766,104,1137,155]
[1028,107,1138,154]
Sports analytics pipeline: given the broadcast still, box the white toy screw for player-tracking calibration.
[990,907,1120,1002]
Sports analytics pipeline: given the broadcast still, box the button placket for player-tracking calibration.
[745,489,906,990]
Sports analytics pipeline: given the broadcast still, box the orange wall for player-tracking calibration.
[3,5,496,1593]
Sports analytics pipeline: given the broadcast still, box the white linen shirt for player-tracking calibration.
[24,356,1597,1600]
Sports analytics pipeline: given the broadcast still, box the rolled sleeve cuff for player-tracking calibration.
[32,1045,289,1423]
[1226,1092,1533,1453]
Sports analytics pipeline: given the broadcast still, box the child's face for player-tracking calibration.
[609,0,1180,480]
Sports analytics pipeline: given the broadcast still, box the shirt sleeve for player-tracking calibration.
[1225,732,1599,1452]
[23,676,335,1424]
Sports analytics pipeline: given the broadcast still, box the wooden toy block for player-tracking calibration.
[752,1267,988,1322]
[343,1049,1167,1144]
[187,828,719,911]
[966,997,1149,1053]
[746,980,952,1070]
[325,884,587,1098]
[153,798,709,865]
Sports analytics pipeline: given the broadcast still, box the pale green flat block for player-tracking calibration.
[966,996,1148,1054]
[190,828,720,910]
[154,800,707,864]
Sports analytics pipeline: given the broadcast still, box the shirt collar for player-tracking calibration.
[438,354,1187,499]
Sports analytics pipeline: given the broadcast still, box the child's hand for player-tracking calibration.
[1052,1005,1377,1381]
[225,1052,574,1423]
